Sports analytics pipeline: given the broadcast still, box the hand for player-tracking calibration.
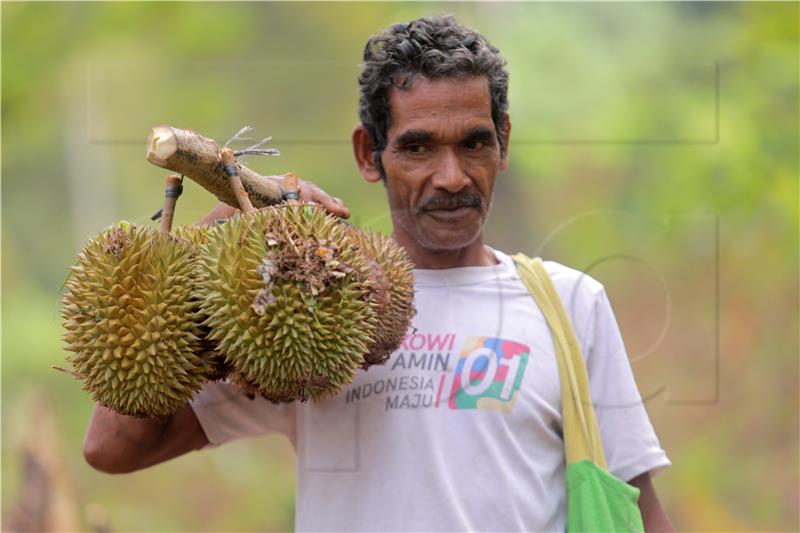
[194,178,351,226]
[295,179,351,219]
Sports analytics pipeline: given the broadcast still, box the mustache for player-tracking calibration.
[419,193,483,211]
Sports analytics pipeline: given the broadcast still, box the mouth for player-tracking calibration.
[422,205,478,221]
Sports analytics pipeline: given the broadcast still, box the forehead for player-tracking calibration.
[386,77,493,138]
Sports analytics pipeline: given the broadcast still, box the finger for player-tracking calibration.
[318,194,351,219]
[302,183,350,219]
[299,184,316,203]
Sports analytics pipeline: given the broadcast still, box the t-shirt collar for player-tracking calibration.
[412,247,517,287]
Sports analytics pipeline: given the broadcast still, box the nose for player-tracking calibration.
[431,149,470,193]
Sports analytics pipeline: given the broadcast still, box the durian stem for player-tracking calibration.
[159,175,183,233]
[282,172,301,205]
[220,148,256,214]
[146,125,285,208]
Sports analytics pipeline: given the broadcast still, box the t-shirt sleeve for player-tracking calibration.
[190,380,296,448]
[582,288,671,482]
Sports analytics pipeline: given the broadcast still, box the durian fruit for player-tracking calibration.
[197,204,378,402]
[351,229,416,368]
[61,222,215,417]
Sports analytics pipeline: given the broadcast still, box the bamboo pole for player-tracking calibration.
[159,175,183,233]
[146,125,284,208]
[220,148,255,214]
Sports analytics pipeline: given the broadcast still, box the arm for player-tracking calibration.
[84,180,346,473]
[83,403,207,474]
[575,285,673,532]
[629,471,674,532]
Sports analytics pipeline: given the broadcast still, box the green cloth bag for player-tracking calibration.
[567,460,644,532]
[512,254,645,533]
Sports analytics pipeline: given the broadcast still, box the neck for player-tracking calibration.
[392,232,498,269]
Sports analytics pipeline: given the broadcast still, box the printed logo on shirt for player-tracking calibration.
[447,337,530,412]
[344,333,530,413]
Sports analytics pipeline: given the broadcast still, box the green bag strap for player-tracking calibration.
[511,253,608,470]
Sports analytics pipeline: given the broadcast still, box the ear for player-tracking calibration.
[499,113,511,171]
[352,124,383,183]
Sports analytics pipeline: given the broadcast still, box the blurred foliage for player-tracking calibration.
[2,2,797,531]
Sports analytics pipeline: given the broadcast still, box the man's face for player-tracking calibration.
[378,76,508,253]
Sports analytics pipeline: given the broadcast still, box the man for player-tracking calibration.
[83,15,673,531]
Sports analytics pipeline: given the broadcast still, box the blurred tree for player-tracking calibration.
[2,2,797,531]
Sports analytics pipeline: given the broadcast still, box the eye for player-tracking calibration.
[463,139,487,151]
[404,143,428,155]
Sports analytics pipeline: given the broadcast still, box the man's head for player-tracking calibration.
[357,15,509,177]
[352,16,511,266]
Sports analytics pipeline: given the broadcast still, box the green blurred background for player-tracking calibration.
[2,2,797,531]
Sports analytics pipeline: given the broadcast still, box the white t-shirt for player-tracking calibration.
[191,249,670,532]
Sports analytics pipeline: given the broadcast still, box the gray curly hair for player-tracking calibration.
[358,15,509,176]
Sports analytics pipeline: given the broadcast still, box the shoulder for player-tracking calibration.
[537,260,619,358]
[496,249,608,343]
[540,259,606,312]
[540,261,607,343]
[493,249,607,306]
[496,247,605,308]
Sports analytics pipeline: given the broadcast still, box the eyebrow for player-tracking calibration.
[394,130,433,146]
[463,128,496,144]
[394,127,496,146]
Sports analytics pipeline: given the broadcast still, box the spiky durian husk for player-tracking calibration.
[172,224,208,246]
[61,223,213,417]
[172,223,231,383]
[197,204,377,402]
[353,230,416,368]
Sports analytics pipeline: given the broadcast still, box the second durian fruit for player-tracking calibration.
[198,204,379,402]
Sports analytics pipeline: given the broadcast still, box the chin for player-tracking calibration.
[416,226,482,252]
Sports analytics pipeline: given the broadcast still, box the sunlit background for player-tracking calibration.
[2,2,798,531]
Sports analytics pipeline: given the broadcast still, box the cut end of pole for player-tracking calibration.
[282,172,301,205]
[165,174,183,189]
[147,126,178,166]
[283,172,300,195]
[220,148,236,166]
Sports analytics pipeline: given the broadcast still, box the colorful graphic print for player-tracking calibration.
[448,337,530,412]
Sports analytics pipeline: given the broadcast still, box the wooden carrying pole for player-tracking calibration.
[146,125,285,208]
